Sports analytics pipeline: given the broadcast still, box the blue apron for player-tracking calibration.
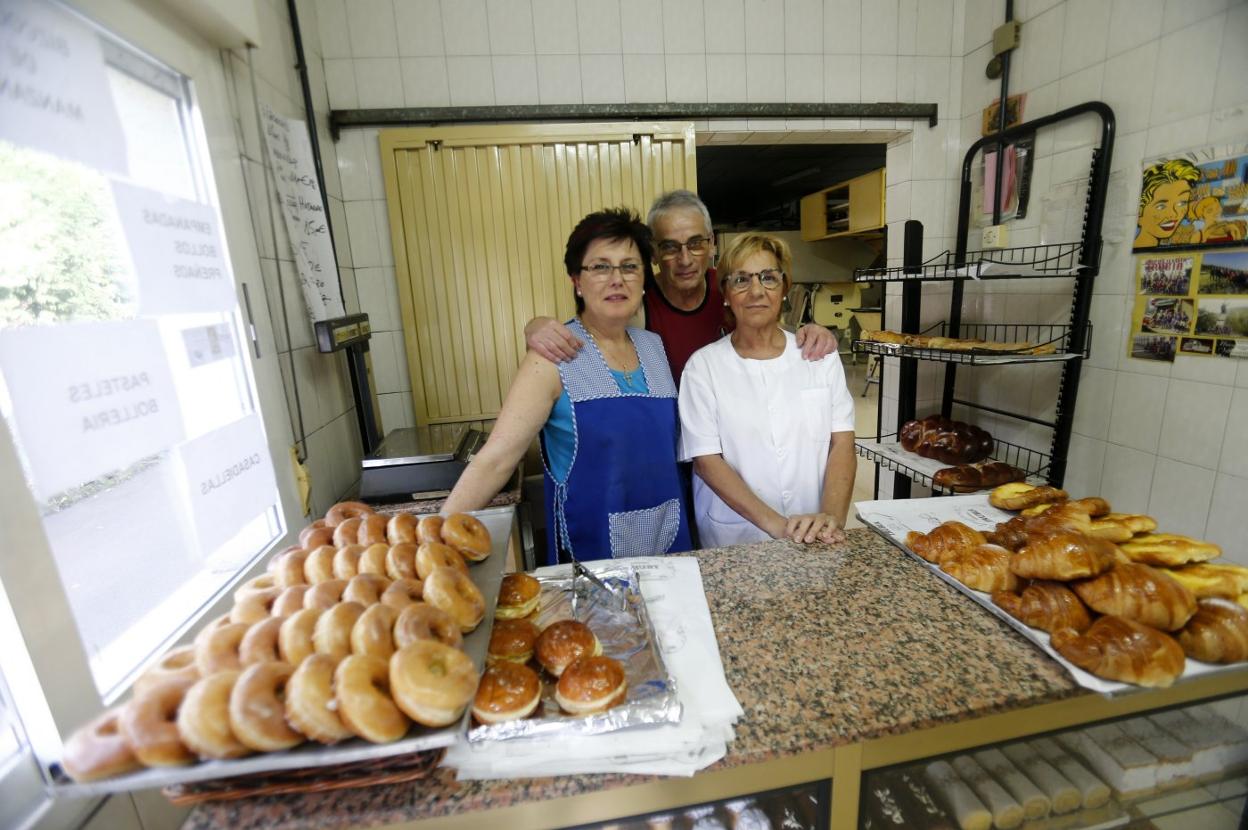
[540,320,692,566]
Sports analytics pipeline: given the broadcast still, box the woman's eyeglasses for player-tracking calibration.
[725,269,784,293]
[655,236,711,260]
[580,261,643,281]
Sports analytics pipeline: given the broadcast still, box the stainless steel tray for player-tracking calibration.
[52,505,515,798]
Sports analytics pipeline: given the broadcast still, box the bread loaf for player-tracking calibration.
[941,544,1020,593]
[933,461,1025,493]
[905,522,986,565]
[1072,562,1197,631]
[991,581,1092,634]
[1176,597,1248,663]
[1050,615,1186,688]
[1009,531,1118,581]
[988,482,1068,511]
[1001,743,1081,814]
[951,755,1024,830]
[973,748,1050,820]
[1030,737,1111,809]
[1119,533,1222,567]
[924,759,991,830]
[899,415,994,464]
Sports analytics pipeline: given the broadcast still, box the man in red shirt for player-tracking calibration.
[524,190,837,382]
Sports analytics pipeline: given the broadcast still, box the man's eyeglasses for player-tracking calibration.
[656,236,711,260]
[725,269,784,293]
[580,261,643,281]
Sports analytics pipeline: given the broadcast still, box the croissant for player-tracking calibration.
[1072,562,1197,631]
[1009,531,1118,581]
[1100,512,1155,534]
[989,507,1092,551]
[941,544,1020,593]
[1051,616,1186,688]
[992,581,1092,634]
[1176,598,1248,663]
[1119,534,1222,567]
[905,521,986,564]
[989,482,1068,511]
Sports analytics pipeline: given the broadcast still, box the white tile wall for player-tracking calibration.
[348,0,400,57]
[577,0,621,53]
[1157,380,1233,471]
[534,0,579,54]
[786,0,824,52]
[580,54,625,103]
[394,0,446,56]
[1148,459,1217,539]
[446,55,496,104]
[666,53,708,102]
[746,0,786,52]
[1207,474,1248,563]
[823,0,860,54]
[1107,0,1164,57]
[488,0,537,54]
[707,54,747,102]
[493,55,540,104]
[623,54,666,100]
[400,56,451,105]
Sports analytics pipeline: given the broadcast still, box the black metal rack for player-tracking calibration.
[857,434,1052,495]
[854,101,1116,497]
[852,321,1091,365]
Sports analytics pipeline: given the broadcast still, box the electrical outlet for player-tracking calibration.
[982,224,1009,248]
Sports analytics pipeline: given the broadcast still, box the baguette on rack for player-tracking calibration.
[1071,563,1197,631]
[905,522,987,565]
[973,748,1050,820]
[951,754,1025,830]
[923,759,992,830]
[940,544,1020,593]
[1050,615,1186,688]
[1008,531,1118,581]
[1176,597,1248,663]
[1030,737,1111,809]
[991,581,1092,634]
[1000,743,1081,815]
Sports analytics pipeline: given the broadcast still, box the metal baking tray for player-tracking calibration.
[50,505,516,798]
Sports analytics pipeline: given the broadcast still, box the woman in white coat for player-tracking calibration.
[678,233,857,548]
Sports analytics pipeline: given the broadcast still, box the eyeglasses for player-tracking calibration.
[725,269,784,293]
[655,236,712,260]
[580,261,644,281]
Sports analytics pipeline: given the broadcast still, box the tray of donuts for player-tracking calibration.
[468,561,681,742]
[855,487,1248,695]
[52,502,514,796]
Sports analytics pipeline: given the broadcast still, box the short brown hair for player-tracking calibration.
[563,208,654,313]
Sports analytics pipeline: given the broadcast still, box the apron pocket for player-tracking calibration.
[608,498,681,557]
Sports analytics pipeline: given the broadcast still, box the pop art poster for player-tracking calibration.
[1133,144,1248,252]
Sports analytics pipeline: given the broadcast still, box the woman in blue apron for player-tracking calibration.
[444,208,692,564]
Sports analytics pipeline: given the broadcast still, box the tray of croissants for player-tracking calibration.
[856,484,1248,694]
[53,501,517,794]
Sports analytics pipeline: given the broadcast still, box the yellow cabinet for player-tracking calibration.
[799,168,885,241]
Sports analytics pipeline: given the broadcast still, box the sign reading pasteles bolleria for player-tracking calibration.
[0,320,185,500]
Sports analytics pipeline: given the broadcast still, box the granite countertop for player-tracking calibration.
[185,529,1081,830]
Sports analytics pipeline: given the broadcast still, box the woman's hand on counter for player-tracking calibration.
[783,512,846,545]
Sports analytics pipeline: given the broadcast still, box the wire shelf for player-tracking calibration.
[853,321,1091,365]
[855,433,1052,494]
[853,242,1086,282]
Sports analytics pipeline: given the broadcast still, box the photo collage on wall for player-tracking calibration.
[1129,144,1248,363]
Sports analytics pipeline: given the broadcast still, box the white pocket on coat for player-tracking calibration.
[607,498,681,557]
[799,387,834,442]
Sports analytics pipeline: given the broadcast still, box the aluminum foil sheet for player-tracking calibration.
[467,561,682,742]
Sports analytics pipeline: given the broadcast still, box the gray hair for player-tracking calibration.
[647,189,713,236]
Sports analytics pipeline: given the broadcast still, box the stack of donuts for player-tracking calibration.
[60,502,493,783]
[472,572,628,725]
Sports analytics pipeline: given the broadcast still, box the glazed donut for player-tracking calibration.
[267,545,303,574]
[303,578,348,611]
[387,513,417,544]
[334,655,408,743]
[423,567,485,632]
[535,620,601,677]
[326,500,374,526]
[390,641,478,727]
[441,513,491,561]
[333,544,365,580]
[119,676,196,766]
[380,578,424,611]
[343,573,391,606]
[135,645,199,696]
[487,618,540,665]
[496,573,541,620]
[303,545,338,583]
[61,707,142,782]
[351,603,398,659]
[231,587,280,624]
[274,549,309,588]
[358,514,389,546]
[285,654,352,744]
[195,622,248,676]
[234,573,278,601]
[278,608,321,665]
[555,656,627,715]
[357,543,389,576]
[416,515,444,545]
[228,661,302,751]
[332,517,364,549]
[176,671,250,760]
[239,616,286,665]
[415,542,468,580]
[473,662,542,724]
[299,526,334,550]
[385,542,419,580]
[313,601,365,661]
[394,602,463,649]
[271,585,309,617]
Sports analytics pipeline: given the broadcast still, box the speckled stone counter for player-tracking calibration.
[184,529,1081,830]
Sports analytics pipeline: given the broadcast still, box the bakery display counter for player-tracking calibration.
[183,531,1248,830]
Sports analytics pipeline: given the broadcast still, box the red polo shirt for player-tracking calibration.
[644,268,731,385]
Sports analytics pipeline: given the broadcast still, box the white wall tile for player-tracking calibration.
[897,0,917,55]
[663,0,706,53]
[1107,371,1165,452]
[355,58,403,107]
[492,55,540,104]
[1206,473,1248,562]
[1162,0,1229,31]
[1158,379,1233,470]
[1209,104,1248,145]
[745,0,785,52]
[324,59,359,108]
[707,54,747,102]
[666,53,708,102]
[373,199,395,267]
[909,179,947,237]
[785,54,822,102]
[395,0,447,56]
[347,0,400,57]
[577,0,621,53]
[580,54,626,103]
[370,330,402,393]
[317,0,351,58]
[1071,366,1117,441]
[378,391,417,432]
[487,0,536,54]
[1058,0,1111,76]
[400,56,451,105]
[533,0,579,54]
[823,0,860,54]
[624,54,666,101]
[1144,113,1210,157]
[336,129,371,202]
[621,0,663,52]
[1101,441,1157,514]
[1014,6,1063,91]
[960,42,994,117]
[860,0,897,54]
[1064,434,1106,496]
[356,266,402,331]
[785,0,823,52]
[1213,3,1248,111]
[441,0,490,54]
[1107,0,1164,57]
[860,54,896,101]
[537,53,582,103]
[1101,42,1158,136]
[706,0,746,52]
[916,0,953,56]
[1148,458,1216,538]
[824,54,861,101]
[746,54,784,101]
[344,198,382,268]
[446,55,496,104]
[962,0,999,55]
[328,197,352,268]
[1170,351,1239,386]
[1150,15,1222,125]
[1221,387,1248,479]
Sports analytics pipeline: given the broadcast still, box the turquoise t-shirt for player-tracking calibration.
[541,368,649,482]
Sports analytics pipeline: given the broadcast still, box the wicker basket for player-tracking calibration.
[162,749,443,805]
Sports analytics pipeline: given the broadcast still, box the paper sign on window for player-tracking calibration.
[0,0,128,174]
[0,320,184,500]
[173,414,277,556]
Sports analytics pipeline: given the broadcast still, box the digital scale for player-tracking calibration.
[358,426,487,502]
